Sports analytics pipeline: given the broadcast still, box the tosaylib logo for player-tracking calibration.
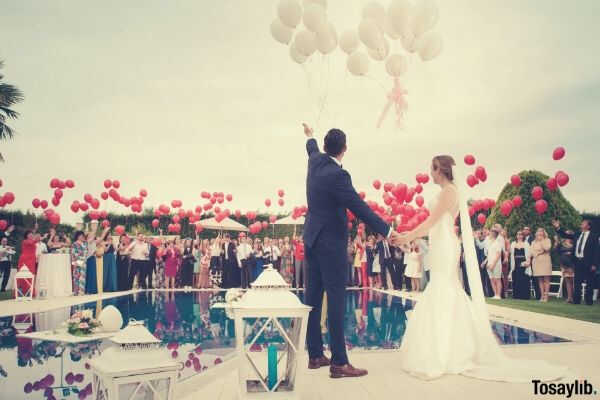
[532,380,597,397]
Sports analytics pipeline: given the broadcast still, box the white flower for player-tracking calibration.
[82,310,93,319]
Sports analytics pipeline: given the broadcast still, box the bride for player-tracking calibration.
[395,155,568,382]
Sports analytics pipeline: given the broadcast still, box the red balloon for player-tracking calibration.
[203,203,213,211]
[32,198,41,208]
[217,197,224,204]
[466,175,478,188]
[265,199,271,207]
[535,199,548,215]
[415,195,424,207]
[150,219,159,228]
[54,189,63,199]
[79,203,89,211]
[500,200,513,217]
[278,199,284,206]
[512,195,523,207]
[383,182,394,192]
[65,179,75,188]
[421,174,430,184]
[477,213,486,225]
[214,206,221,214]
[392,184,407,203]
[269,215,277,223]
[50,178,59,189]
[0,220,8,231]
[101,192,109,200]
[172,215,181,224]
[84,193,93,203]
[49,213,60,225]
[531,186,543,201]
[415,184,423,194]
[195,223,204,233]
[201,191,210,199]
[261,221,268,228]
[101,220,110,228]
[510,175,521,187]
[226,194,233,202]
[40,200,48,209]
[140,189,148,197]
[552,147,565,161]
[115,225,125,235]
[278,189,285,197]
[210,197,217,204]
[57,180,66,189]
[112,180,120,189]
[3,192,15,204]
[91,199,100,209]
[373,180,381,190]
[468,207,475,217]
[555,171,569,187]
[103,179,112,189]
[99,210,108,219]
[171,200,178,208]
[464,155,476,165]
[359,191,366,200]
[475,166,487,182]
[546,178,558,191]
[89,211,100,221]
[234,210,241,218]
[51,197,60,207]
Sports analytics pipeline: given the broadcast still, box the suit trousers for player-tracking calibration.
[240,259,251,289]
[294,259,305,288]
[305,239,349,366]
[0,261,11,292]
[574,258,595,305]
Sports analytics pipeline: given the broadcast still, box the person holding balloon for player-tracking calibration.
[530,228,553,302]
[17,226,39,297]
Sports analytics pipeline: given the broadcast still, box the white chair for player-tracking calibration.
[549,270,563,298]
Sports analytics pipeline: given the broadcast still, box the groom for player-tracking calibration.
[302,123,399,378]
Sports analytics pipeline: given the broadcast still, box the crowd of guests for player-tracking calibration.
[0,217,597,306]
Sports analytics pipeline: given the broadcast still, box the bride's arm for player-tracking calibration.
[401,186,456,243]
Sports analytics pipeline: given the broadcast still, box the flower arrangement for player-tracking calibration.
[66,310,101,336]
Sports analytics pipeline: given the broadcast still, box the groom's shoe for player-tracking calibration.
[308,355,331,369]
[329,364,368,378]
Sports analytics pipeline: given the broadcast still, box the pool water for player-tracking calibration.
[0,290,568,399]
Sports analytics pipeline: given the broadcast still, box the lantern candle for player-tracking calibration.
[267,344,277,390]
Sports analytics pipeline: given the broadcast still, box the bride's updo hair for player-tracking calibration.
[432,155,456,182]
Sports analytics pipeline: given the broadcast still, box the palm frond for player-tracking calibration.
[0,83,24,107]
[0,121,16,140]
[0,153,4,163]
[0,106,19,119]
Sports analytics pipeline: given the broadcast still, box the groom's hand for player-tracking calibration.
[302,123,313,138]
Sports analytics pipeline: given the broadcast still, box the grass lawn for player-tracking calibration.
[486,296,600,324]
[0,291,12,301]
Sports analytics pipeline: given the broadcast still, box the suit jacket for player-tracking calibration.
[303,138,389,248]
[376,241,392,265]
[557,228,598,266]
[221,242,239,267]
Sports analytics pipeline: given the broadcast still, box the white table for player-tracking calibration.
[35,253,73,298]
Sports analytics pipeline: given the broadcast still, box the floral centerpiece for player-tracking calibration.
[66,310,101,336]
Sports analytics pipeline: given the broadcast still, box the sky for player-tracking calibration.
[0,0,599,224]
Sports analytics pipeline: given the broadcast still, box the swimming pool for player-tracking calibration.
[0,290,569,399]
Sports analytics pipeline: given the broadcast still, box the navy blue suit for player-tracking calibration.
[303,138,389,365]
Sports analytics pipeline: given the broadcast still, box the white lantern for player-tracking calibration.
[215,265,311,399]
[14,266,35,301]
[90,320,179,400]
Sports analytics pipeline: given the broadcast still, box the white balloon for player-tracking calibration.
[358,18,383,50]
[339,30,359,54]
[417,31,443,61]
[303,0,327,9]
[277,0,303,29]
[303,3,326,32]
[401,29,418,53]
[316,22,337,54]
[362,2,386,28]
[383,15,401,40]
[413,0,439,37]
[368,37,389,61]
[290,44,308,64]
[98,305,123,332]
[388,0,414,39]
[271,18,294,45]
[293,29,317,56]
[347,51,370,76]
[385,53,407,76]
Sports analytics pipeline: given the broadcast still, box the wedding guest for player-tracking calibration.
[486,229,503,299]
[102,231,117,292]
[372,236,383,288]
[0,238,15,292]
[237,237,253,288]
[523,225,541,300]
[154,241,166,288]
[501,229,511,298]
[210,237,223,287]
[270,240,281,271]
[146,237,158,289]
[164,241,179,289]
[554,231,575,303]
[530,228,552,302]
[376,233,393,290]
[35,234,48,263]
[347,237,356,287]
[366,235,376,287]
[116,235,131,291]
[127,233,150,289]
[281,237,293,284]
[253,242,264,282]
[404,241,422,292]
[199,241,211,288]
[554,219,598,305]
[510,231,531,300]
[391,243,405,290]
[86,227,110,295]
[70,231,88,296]
[221,234,240,288]
[353,236,364,287]
[293,236,306,288]
[193,240,202,288]
[181,239,195,288]
[17,228,38,296]
[522,226,534,244]
[419,239,430,288]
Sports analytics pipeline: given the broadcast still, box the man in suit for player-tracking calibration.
[301,123,400,378]
[554,219,598,305]
[376,234,394,290]
[390,244,404,290]
[221,234,239,288]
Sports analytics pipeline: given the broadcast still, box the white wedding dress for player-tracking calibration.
[398,186,568,382]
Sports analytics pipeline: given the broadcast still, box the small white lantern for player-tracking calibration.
[220,264,311,399]
[14,266,35,301]
[90,320,179,400]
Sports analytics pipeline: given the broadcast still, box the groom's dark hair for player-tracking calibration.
[324,128,346,157]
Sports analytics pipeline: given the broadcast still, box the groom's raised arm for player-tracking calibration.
[331,169,390,237]
[303,123,319,157]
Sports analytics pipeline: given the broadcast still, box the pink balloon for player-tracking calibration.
[512,195,523,207]
[226,194,233,202]
[152,219,160,228]
[555,171,569,187]
[531,186,543,201]
[466,175,478,188]
[32,198,41,208]
[265,199,271,207]
[535,199,548,215]
[510,175,521,187]
[112,180,120,189]
[103,179,112,189]
[477,213,486,225]
[546,178,558,191]
[140,189,148,197]
[464,155,475,165]
[475,166,487,182]
[373,180,381,190]
[415,195,424,207]
[65,179,75,188]
[552,147,565,161]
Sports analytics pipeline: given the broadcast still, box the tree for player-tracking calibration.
[0,60,24,161]
[485,170,581,239]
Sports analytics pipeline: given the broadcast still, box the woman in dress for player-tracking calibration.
[280,237,293,284]
[209,237,223,287]
[403,241,422,292]
[102,231,117,292]
[181,239,195,288]
[510,231,531,300]
[554,232,575,303]
[17,229,38,279]
[531,228,552,302]
[365,235,376,288]
[396,155,566,382]
[199,240,211,288]
[116,235,130,291]
[164,241,179,289]
[353,236,365,287]
[70,231,88,295]
[193,239,202,288]
[485,229,503,299]
[253,243,264,282]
